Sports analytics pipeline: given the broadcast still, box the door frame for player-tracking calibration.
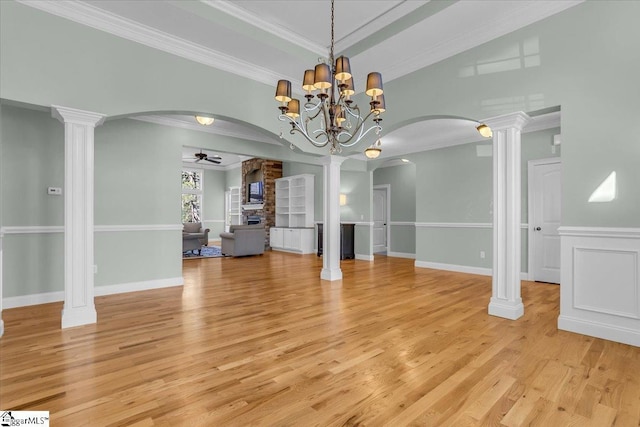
[372,184,391,254]
[527,158,561,282]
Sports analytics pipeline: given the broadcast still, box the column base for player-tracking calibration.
[321,268,343,281]
[488,297,524,320]
[61,306,97,329]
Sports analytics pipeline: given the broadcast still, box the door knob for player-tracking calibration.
[535,227,541,231]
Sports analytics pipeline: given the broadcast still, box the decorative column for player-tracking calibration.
[321,155,346,281]
[52,106,106,329]
[486,112,530,320]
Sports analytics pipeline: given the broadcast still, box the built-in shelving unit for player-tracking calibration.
[272,174,315,254]
[275,174,314,228]
[228,186,242,226]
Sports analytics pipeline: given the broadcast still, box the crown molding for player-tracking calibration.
[202,0,327,57]
[18,0,297,88]
[522,111,561,133]
[377,0,584,82]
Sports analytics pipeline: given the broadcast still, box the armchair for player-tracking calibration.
[219,224,265,257]
[182,222,210,254]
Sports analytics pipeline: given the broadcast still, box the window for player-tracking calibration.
[182,169,203,223]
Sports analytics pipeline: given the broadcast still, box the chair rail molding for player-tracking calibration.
[558,226,640,347]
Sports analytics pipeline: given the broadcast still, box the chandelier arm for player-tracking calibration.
[336,124,381,147]
[279,114,329,148]
[303,98,323,113]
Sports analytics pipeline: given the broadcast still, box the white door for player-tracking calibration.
[531,161,561,284]
[373,188,387,253]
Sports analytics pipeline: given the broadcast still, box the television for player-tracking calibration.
[248,181,264,203]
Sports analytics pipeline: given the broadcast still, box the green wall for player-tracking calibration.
[340,170,372,257]
[202,168,226,238]
[95,119,181,225]
[414,128,561,271]
[225,167,242,189]
[1,105,64,227]
[1,106,64,297]
[94,118,184,287]
[373,163,417,255]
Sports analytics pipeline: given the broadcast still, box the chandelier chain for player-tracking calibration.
[330,0,335,67]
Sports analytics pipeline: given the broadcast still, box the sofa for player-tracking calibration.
[182,222,210,254]
[219,224,265,257]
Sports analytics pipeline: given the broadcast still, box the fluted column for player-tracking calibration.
[321,155,346,281]
[486,112,531,320]
[52,105,106,329]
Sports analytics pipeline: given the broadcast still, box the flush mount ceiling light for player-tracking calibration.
[274,0,386,157]
[364,139,382,159]
[195,115,214,126]
[476,124,492,138]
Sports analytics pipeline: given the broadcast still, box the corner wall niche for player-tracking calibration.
[241,158,282,247]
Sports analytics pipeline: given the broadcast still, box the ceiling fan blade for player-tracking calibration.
[205,158,221,164]
[195,158,202,162]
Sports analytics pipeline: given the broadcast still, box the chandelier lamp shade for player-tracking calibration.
[274,0,386,157]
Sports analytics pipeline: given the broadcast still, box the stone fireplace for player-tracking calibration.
[241,158,282,248]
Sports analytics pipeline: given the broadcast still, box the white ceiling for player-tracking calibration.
[22,0,578,164]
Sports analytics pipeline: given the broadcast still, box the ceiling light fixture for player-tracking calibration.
[195,116,214,126]
[364,139,382,159]
[476,124,492,138]
[274,0,386,157]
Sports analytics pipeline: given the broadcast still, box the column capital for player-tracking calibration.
[52,105,106,127]
[483,111,531,132]
[320,155,347,166]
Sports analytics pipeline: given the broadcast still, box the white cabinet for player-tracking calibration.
[272,174,315,254]
[270,227,314,254]
[270,227,283,248]
[228,186,242,227]
[275,174,314,228]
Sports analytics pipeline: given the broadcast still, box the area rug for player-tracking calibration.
[183,245,224,259]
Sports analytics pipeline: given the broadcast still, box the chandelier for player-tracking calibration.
[274,0,385,158]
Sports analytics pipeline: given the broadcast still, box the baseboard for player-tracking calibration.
[414,261,528,280]
[415,261,492,276]
[94,277,184,297]
[558,315,640,347]
[3,291,64,309]
[387,251,416,259]
[355,254,374,261]
[3,277,184,309]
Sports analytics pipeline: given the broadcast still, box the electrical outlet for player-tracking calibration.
[480,251,486,259]
[47,187,62,195]
[93,265,98,274]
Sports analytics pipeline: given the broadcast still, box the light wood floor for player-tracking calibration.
[1,252,639,426]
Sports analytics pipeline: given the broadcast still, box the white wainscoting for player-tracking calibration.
[558,226,640,347]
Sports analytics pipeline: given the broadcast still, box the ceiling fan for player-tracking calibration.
[185,150,222,164]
